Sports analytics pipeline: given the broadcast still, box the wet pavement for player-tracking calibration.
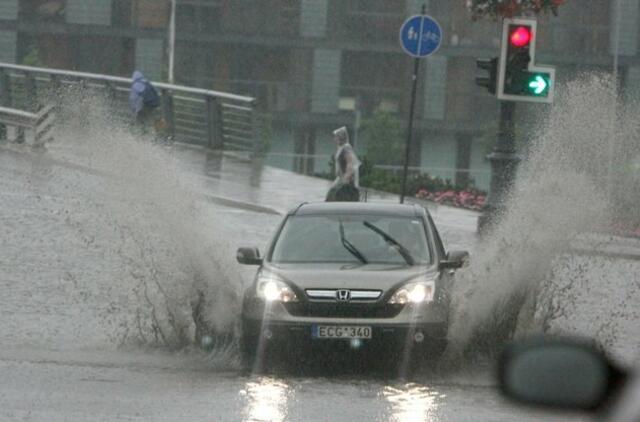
[170,144,481,253]
[0,348,580,422]
[0,139,592,421]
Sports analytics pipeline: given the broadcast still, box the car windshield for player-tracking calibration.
[270,214,432,265]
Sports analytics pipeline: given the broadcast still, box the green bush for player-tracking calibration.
[361,111,404,166]
[22,45,44,67]
[315,154,485,197]
[359,161,462,195]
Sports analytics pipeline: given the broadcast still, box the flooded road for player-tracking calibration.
[0,134,626,421]
[0,348,577,422]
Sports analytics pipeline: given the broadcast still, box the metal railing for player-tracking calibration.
[0,63,258,152]
[0,104,55,146]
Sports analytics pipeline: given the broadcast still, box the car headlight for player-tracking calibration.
[256,271,298,303]
[388,281,435,305]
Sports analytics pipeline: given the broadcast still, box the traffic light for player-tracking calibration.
[497,18,555,103]
[475,57,498,94]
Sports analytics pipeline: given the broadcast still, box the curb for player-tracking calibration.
[202,193,281,215]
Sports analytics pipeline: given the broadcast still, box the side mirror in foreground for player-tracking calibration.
[236,247,262,265]
[498,337,626,412]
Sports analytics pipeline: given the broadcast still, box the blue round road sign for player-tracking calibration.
[399,15,442,58]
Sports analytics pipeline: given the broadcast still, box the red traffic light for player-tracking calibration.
[510,26,532,47]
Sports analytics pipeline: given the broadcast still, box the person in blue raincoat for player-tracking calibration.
[129,70,161,132]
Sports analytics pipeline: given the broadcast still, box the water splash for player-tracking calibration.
[47,89,242,350]
[446,74,640,360]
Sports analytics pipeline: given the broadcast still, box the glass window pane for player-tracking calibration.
[271,215,432,265]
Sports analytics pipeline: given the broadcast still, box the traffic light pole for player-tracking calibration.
[478,101,519,233]
[474,18,556,233]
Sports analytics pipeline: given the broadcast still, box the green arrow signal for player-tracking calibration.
[528,75,549,95]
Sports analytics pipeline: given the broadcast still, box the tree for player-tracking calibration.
[361,111,404,166]
[465,0,565,19]
[22,45,44,67]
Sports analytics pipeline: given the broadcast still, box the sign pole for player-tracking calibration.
[400,57,420,204]
[398,4,440,204]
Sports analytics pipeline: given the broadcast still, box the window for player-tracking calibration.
[177,0,222,32]
[221,0,299,36]
[271,215,432,265]
[341,51,404,115]
[339,0,405,42]
[19,0,65,22]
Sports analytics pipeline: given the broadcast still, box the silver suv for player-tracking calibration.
[236,202,468,367]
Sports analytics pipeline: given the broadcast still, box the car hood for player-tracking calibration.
[265,262,439,290]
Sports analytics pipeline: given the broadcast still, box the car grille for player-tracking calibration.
[305,289,382,301]
[284,302,404,319]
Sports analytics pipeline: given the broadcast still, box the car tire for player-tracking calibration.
[239,322,259,369]
[426,338,448,359]
[422,339,450,372]
[384,337,448,374]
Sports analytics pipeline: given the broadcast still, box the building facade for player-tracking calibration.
[0,0,633,190]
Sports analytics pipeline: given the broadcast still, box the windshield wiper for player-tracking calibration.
[363,221,415,265]
[339,222,368,264]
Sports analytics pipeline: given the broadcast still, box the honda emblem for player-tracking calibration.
[336,289,351,302]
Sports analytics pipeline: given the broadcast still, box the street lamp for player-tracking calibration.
[168,0,176,84]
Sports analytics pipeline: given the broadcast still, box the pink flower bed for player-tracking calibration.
[610,223,640,238]
[416,189,486,211]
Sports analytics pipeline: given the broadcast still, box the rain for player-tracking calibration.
[0,1,639,421]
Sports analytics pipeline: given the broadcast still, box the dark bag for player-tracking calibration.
[326,182,359,202]
[142,82,160,109]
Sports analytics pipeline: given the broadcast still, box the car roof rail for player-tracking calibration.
[413,203,428,217]
[290,202,308,215]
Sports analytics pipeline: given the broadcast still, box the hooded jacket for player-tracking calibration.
[129,71,150,115]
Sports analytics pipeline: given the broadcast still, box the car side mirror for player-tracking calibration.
[236,247,262,265]
[439,250,469,270]
[498,337,626,412]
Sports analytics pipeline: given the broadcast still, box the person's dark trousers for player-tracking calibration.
[326,182,359,202]
[134,107,155,135]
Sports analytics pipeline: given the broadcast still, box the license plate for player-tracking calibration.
[312,325,372,339]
